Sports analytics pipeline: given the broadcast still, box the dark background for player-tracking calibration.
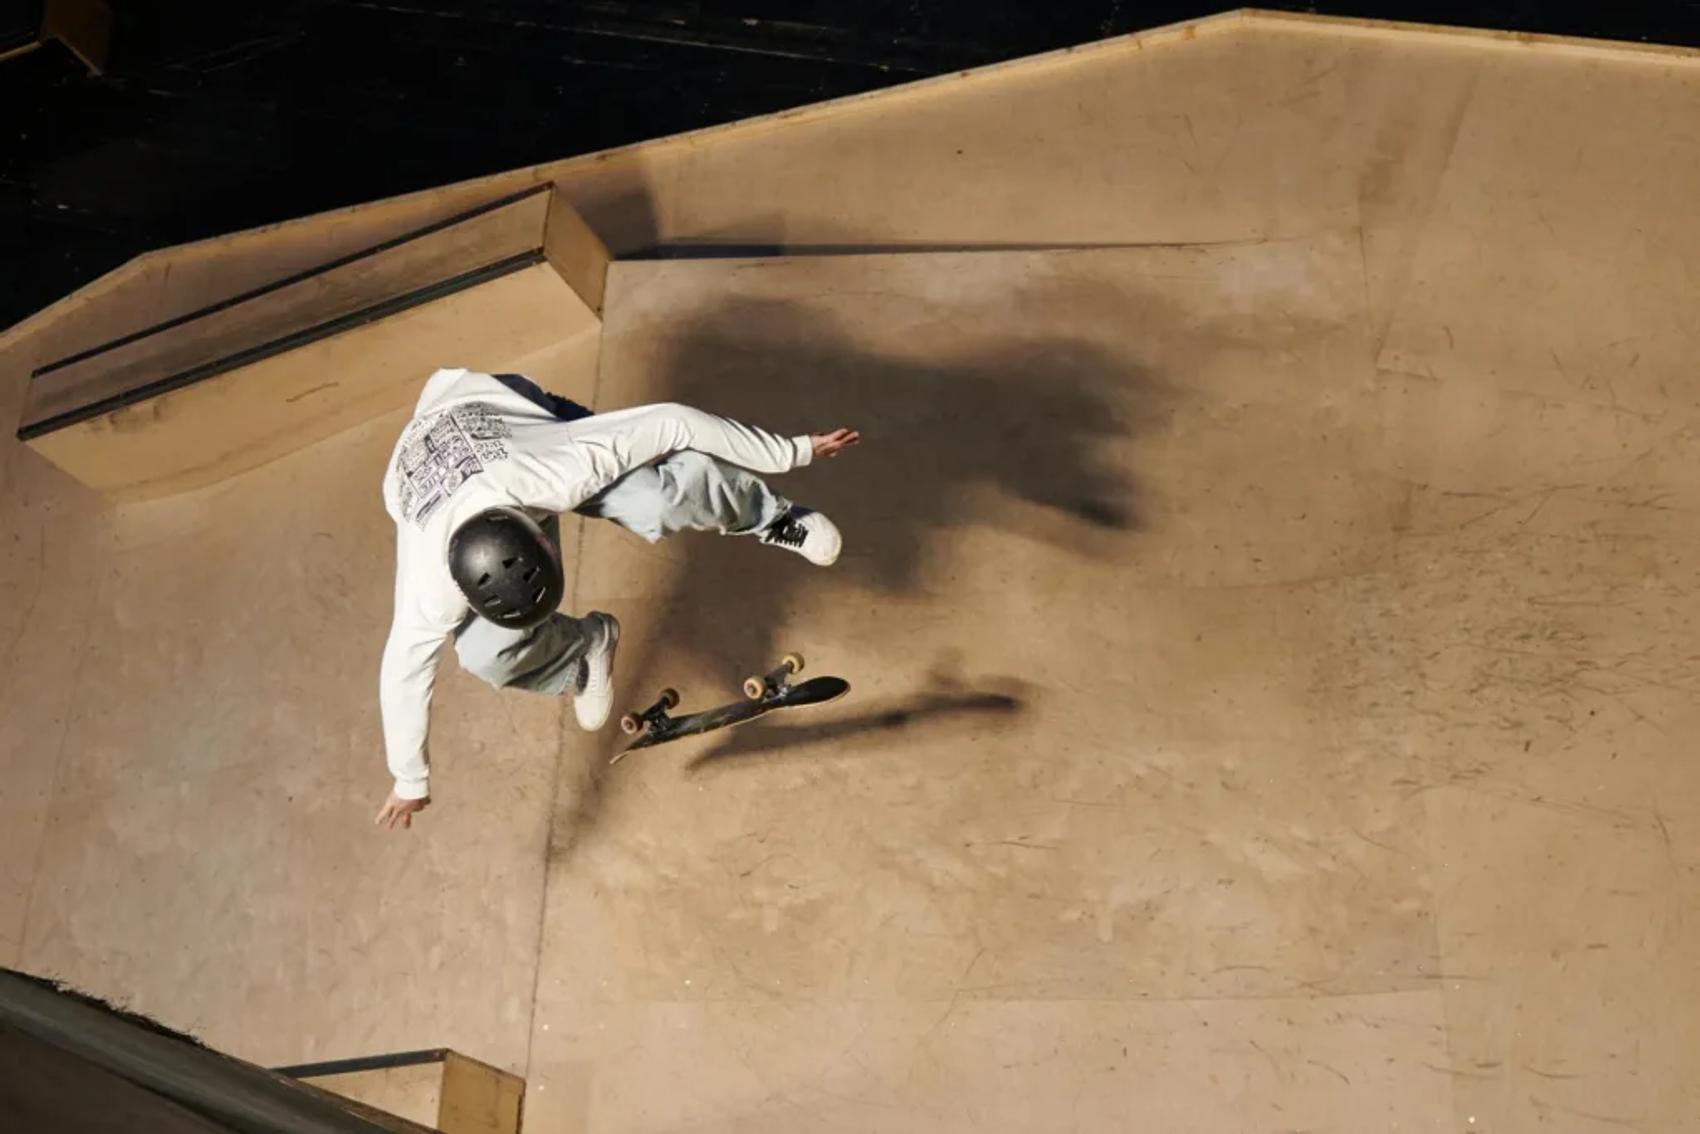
[6,0,1700,329]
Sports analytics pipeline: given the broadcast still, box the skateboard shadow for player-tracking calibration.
[682,684,1029,771]
[610,285,1173,698]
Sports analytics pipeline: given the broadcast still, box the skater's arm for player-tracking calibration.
[378,530,465,802]
[379,621,444,799]
[579,403,813,480]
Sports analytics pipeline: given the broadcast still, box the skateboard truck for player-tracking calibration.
[619,687,679,737]
[742,652,804,701]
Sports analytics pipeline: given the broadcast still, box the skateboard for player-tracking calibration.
[610,653,849,763]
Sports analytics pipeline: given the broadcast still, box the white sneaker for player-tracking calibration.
[758,506,842,566]
[573,612,621,730]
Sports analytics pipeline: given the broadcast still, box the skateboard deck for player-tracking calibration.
[611,653,849,763]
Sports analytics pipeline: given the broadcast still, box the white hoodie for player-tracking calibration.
[379,368,812,800]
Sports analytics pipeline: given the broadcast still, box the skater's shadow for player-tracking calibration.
[614,286,1173,692]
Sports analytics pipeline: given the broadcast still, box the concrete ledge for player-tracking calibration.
[16,184,607,500]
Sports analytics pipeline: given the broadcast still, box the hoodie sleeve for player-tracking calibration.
[563,402,811,501]
[378,524,466,800]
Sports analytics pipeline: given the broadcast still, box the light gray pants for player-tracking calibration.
[453,451,790,694]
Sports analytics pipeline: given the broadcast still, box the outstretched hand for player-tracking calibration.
[374,791,430,831]
[811,428,861,460]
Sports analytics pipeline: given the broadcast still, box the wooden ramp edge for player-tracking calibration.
[279,1049,525,1134]
[17,182,608,501]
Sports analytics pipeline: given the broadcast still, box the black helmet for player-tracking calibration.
[448,507,564,629]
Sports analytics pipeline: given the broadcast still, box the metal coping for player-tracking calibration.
[274,1048,450,1080]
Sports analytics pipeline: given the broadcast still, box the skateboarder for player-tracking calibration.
[374,367,860,830]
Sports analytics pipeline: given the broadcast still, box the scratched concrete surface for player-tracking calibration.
[2,16,1697,1133]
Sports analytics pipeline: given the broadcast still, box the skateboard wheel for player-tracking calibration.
[782,652,804,675]
[619,713,641,735]
[660,687,680,710]
[743,676,765,701]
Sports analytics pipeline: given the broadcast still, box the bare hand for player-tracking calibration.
[811,428,860,459]
[374,791,430,831]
